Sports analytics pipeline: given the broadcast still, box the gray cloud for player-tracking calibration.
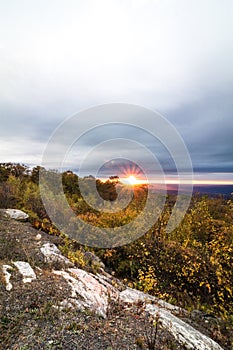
[167,91,233,172]
[0,0,233,175]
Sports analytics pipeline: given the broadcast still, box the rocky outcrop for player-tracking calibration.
[1,259,223,350]
[53,268,117,318]
[120,288,223,350]
[0,208,29,221]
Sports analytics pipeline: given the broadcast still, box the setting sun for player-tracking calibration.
[126,175,138,185]
[120,173,148,186]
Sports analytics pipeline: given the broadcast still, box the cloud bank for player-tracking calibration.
[0,0,233,174]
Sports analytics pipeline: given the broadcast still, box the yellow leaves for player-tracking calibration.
[138,266,157,293]
[210,255,217,265]
[183,238,190,249]
[199,281,211,293]
[33,220,41,229]
[66,250,86,268]
[217,291,225,302]
[59,238,86,268]
[225,286,232,297]
[104,249,114,258]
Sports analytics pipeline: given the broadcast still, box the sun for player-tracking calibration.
[127,175,138,185]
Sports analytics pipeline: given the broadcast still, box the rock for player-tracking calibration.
[191,309,204,320]
[53,268,118,318]
[120,287,154,304]
[119,287,223,350]
[2,265,13,291]
[147,304,223,350]
[0,209,29,221]
[40,242,74,267]
[2,262,37,290]
[191,309,219,327]
[120,287,186,316]
[84,251,105,270]
[49,270,223,349]
[13,261,36,283]
[35,233,42,241]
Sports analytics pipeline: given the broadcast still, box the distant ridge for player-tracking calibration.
[156,184,233,197]
[193,185,233,197]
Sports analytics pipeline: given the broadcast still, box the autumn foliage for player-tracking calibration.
[0,163,232,325]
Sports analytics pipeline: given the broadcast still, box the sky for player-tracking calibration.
[1,0,233,183]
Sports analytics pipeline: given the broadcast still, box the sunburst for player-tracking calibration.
[127,175,138,185]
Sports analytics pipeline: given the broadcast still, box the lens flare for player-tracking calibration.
[127,175,138,185]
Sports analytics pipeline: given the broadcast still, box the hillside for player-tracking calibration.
[0,211,230,350]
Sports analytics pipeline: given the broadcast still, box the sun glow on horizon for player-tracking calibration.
[120,174,148,186]
[127,175,138,185]
[99,174,233,191]
[119,176,233,187]
[99,160,233,187]
[148,179,233,186]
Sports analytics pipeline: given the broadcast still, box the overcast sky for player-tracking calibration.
[1,0,233,179]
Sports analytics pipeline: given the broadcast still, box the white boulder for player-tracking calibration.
[1,209,29,221]
[54,268,118,318]
[13,261,36,283]
[2,265,13,291]
[40,242,73,267]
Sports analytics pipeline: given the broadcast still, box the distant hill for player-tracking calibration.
[193,185,233,197]
[162,184,233,197]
